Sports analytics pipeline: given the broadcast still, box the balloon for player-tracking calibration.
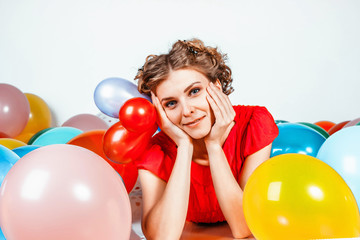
[28,127,53,144]
[103,121,157,164]
[0,84,30,137]
[94,77,151,118]
[12,145,40,158]
[243,153,360,240]
[0,144,131,240]
[344,117,360,128]
[119,97,157,132]
[313,120,335,132]
[0,132,10,138]
[62,113,108,132]
[297,122,329,139]
[67,130,138,193]
[327,120,349,135]
[275,120,289,124]
[317,126,360,207]
[271,123,326,157]
[30,127,83,146]
[0,228,5,240]
[0,145,18,185]
[0,138,27,150]
[15,93,52,143]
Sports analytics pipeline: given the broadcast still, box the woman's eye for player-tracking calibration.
[190,88,200,95]
[165,101,176,108]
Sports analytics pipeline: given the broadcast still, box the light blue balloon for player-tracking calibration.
[12,145,41,158]
[271,123,326,157]
[317,126,360,207]
[94,77,151,118]
[0,145,18,185]
[31,127,83,146]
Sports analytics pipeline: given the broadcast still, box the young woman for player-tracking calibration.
[134,39,279,240]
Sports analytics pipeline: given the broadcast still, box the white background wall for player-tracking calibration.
[1,0,359,126]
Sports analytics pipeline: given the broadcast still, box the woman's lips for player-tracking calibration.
[183,116,205,127]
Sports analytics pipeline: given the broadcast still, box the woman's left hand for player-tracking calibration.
[204,81,236,147]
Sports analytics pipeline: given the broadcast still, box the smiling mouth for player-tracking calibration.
[183,116,205,127]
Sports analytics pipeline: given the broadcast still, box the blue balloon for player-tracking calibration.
[12,145,41,158]
[94,77,151,118]
[0,228,5,240]
[271,123,326,157]
[0,145,19,165]
[0,145,18,185]
[317,126,360,208]
[31,127,83,146]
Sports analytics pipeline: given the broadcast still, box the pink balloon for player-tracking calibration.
[0,84,30,137]
[0,144,131,240]
[343,117,360,128]
[62,113,109,132]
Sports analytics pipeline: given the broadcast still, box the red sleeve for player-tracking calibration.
[134,132,176,182]
[243,106,279,158]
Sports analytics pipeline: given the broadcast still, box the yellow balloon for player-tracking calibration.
[15,93,52,143]
[243,153,360,240]
[0,138,27,150]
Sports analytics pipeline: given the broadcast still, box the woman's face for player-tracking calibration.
[155,68,215,139]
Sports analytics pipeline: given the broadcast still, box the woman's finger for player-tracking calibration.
[206,87,224,122]
[209,83,235,121]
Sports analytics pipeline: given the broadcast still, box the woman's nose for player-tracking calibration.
[182,102,194,117]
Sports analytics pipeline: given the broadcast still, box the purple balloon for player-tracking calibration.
[0,84,30,137]
[343,117,360,128]
[94,78,151,118]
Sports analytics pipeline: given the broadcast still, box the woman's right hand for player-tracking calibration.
[151,92,192,146]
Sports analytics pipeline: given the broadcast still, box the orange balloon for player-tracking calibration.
[67,130,138,193]
[314,120,335,132]
[15,93,52,143]
[0,138,27,150]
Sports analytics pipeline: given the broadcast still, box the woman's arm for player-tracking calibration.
[207,143,272,239]
[139,93,194,240]
[140,142,193,240]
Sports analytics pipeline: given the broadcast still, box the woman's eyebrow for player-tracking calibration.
[160,81,201,103]
[183,81,201,93]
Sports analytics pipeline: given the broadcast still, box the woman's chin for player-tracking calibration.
[186,129,211,140]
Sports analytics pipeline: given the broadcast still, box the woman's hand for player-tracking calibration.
[204,82,236,147]
[151,92,192,146]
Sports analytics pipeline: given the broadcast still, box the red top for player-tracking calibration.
[135,105,279,223]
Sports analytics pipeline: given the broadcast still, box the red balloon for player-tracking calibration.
[0,132,10,138]
[314,120,335,132]
[67,130,138,193]
[328,121,350,135]
[103,121,157,164]
[119,97,157,132]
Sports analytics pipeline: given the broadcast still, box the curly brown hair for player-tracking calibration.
[135,39,234,96]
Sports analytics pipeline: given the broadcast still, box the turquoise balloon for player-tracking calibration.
[12,145,41,158]
[317,126,360,208]
[31,127,83,146]
[28,127,53,145]
[0,145,18,185]
[271,123,326,157]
